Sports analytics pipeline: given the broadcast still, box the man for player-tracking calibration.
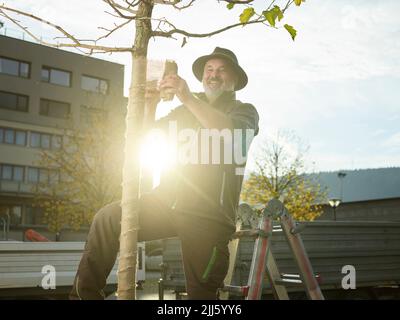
[70,47,259,300]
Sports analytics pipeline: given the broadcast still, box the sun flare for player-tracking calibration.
[140,131,176,187]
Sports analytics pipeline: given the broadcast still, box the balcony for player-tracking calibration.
[0,180,37,196]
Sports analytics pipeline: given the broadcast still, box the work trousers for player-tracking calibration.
[69,191,233,300]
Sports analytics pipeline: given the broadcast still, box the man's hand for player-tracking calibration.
[159,74,193,105]
[160,75,233,130]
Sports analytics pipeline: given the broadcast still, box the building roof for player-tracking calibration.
[0,34,124,67]
[313,167,400,203]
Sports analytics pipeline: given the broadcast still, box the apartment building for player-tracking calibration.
[0,35,126,241]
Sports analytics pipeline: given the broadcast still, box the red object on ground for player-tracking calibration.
[25,229,50,242]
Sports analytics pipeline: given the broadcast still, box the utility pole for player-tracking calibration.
[338,171,347,201]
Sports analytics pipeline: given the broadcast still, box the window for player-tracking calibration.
[41,68,49,81]
[41,66,71,87]
[0,127,27,146]
[30,132,41,148]
[0,164,24,181]
[30,131,62,149]
[15,130,26,146]
[24,206,44,225]
[0,205,22,226]
[39,169,48,183]
[5,129,13,144]
[81,75,108,94]
[27,167,39,183]
[52,135,62,149]
[41,134,51,149]
[0,56,30,78]
[10,206,22,226]
[1,165,12,180]
[27,167,58,184]
[13,166,24,181]
[0,90,29,112]
[40,99,70,119]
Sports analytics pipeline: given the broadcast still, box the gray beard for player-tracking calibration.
[204,88,224,103]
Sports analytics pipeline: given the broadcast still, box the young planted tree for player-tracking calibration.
[0,0,305,299]
[241,130,327,221]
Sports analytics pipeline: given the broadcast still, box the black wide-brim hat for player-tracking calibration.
[192,47,248,91]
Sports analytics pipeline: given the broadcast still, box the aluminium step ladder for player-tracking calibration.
[220,199,324,300]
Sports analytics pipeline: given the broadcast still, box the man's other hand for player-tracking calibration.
[160,74,193,105]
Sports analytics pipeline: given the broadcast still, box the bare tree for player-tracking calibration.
[242,130,327,221]
[0,0,305,299]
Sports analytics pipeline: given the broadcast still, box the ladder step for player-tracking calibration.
[275,278,303,286]
[275,274,322,286]
[232,229,270,239]
[281,273,301,278]
[221,285,249,297]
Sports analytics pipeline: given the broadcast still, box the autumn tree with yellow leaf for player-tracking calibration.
[242,130,327,221]
[34,111,124,234]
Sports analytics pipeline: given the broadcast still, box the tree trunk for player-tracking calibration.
[117,1,153,300]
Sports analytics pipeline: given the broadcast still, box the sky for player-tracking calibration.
[1,0,399,173]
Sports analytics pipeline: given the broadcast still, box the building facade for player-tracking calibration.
[316,168,400,221]
[0,35,126,241]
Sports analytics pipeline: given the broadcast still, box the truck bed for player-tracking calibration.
[160,221,400,299]
[0,241,145,298]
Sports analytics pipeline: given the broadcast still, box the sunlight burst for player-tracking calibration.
[140,131,176,187]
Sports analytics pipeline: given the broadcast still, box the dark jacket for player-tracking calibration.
[154,91,259,229]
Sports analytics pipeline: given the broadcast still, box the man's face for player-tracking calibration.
[202,58,238,100]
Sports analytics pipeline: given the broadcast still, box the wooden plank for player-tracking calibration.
[301,221,400,228]
[0,242,85,251]
[0,254,83,262]
[0,266,80,273]
[287,234,400,241]
[0,270,118,289]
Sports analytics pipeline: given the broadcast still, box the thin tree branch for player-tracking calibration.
[0,5,133,53]
[267,0,276,10]
[104,10,124,19]
[173,0,196,10]
[278,170,297,193]
[152,18,268,38]
[153,17,178,31]
[221,0,255,4]
[152,0,180,4]
[124,0,141,7]
[282,0,294,13]
[97,19,133,42]
[103,0,138,19]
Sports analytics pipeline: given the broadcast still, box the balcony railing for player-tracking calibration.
[0,26,60,47]
[0,180,38,195]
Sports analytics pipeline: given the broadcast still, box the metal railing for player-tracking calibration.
[0,25,59,46]
[0,180,37,195]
